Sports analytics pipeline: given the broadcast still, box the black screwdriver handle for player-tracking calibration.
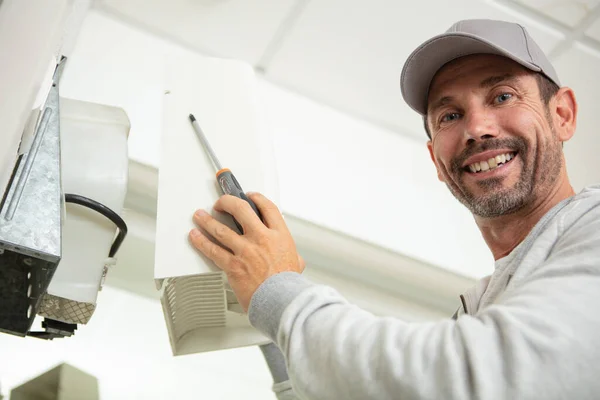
[216,169,262,234]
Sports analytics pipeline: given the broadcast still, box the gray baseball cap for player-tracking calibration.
[400,19,561,119]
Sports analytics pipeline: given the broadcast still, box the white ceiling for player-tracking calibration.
[588,17,600,39]
[94,0,600,190]
[514,0,600,27]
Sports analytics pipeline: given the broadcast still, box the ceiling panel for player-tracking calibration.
[264,0,564,141]
[94,0,298,65]
[512,0,600,27]
[552,44,600,190]
[585,16,600,40]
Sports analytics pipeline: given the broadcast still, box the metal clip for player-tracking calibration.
[99,257,117,291]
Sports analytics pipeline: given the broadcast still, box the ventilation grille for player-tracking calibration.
[162,273,226,341]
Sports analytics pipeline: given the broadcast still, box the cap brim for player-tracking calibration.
[400,33,541,116]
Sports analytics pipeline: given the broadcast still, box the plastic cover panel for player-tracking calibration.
[162,273,226,344]
[155,53,279,354]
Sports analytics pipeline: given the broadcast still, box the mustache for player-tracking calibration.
[451,138,528,173]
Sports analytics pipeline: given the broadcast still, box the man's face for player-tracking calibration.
[426,54,565,218]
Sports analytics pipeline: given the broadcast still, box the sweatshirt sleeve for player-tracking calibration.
[259,342,300,400]
[248,208,600,400]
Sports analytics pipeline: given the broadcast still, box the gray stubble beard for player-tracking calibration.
[446,133,562,218]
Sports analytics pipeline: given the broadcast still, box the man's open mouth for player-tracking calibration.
[464,152,517,173]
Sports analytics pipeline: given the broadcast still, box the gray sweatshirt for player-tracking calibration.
[249,184,600,400]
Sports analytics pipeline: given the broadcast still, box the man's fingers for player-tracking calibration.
[193,210,246,253]
[247,192,288,232]
[214,195,262,233]
[189,228,235,270]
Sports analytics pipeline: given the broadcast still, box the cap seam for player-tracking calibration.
[518,24,535,64]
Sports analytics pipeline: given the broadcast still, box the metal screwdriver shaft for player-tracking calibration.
[189,114,222,171]
[189,113,262,234]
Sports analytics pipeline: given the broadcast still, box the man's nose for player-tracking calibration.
[463,108,497,145]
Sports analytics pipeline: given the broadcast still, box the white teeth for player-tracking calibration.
[467,152,515,173]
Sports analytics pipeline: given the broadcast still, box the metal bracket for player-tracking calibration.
[0,57,65,337]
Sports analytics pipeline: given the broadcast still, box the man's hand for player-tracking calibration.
[189,192,305,312]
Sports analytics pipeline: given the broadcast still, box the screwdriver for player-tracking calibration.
[189,113,262,234]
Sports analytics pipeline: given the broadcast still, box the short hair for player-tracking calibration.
[423,73,560,139]
[535,73,560,105]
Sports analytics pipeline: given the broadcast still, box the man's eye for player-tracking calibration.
[441,112,461,123]
[496,93,512,103]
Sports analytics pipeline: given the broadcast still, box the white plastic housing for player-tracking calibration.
[155,54,280,355]
[39,98,129,324]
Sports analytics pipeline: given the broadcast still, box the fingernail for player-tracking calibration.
[190,229,201,237]
[195,209,207,217]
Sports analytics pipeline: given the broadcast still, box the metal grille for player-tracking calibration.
[0,249,55,336]
[37,293,96,325]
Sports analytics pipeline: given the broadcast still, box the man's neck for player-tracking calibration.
[475,178,576,260]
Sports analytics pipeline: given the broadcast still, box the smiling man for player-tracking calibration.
[189,19,600,400]
[419,52,577,261]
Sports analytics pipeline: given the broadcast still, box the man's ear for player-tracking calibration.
[427,140,445,182]
[552,87,577,142]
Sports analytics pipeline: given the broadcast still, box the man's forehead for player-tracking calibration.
[427,55,530,108]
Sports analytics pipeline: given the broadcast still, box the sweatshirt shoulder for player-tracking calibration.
[560,184,600,231]
[574,183,600,204]
[542,184,600,272]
